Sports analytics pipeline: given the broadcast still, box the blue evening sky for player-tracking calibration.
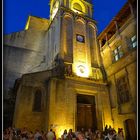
[3,0,127,35]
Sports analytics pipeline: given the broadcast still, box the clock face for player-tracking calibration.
[76,34,85,43]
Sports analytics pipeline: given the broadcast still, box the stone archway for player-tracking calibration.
[124,119,137,140]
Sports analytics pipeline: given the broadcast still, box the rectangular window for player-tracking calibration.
[131,35,137,48]
[76,34,85,43]
[116,76,130,104]
[113,45,123,62]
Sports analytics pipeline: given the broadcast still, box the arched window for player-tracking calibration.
[73,3,82,12]
[33,89,42,112]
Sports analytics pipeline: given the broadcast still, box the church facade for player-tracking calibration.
[4,0,137,139]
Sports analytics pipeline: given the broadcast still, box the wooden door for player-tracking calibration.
[77,103,94,131]
[124,119,137,140]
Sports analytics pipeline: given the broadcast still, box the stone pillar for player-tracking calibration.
[94,27,101,67]
[101,91,113,130]
[47,78,57,130]
[60,11,65,59]
[98,39,107,81]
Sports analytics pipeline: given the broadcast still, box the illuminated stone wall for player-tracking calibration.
[100,15,137,135]
[60,8,103,79]
[25,16,49,31]
[13,70,113,138]
[61,13,73,62]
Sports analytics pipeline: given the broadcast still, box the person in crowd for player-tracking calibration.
[116,128,124,140]
[108,126,112,132]
[95,131,104,140]
[21,127,28,135]
[85,131,90,140]
[16,129,22,140]
[28,131,34,140]
[40,130,47,140]
[81,128,85,134]
[46,129,55,140]
[107,130,114,140]
[61,129,68,140]
[2,126,126,140]
[53,131,56,140]
[3,129,9,140]
[76,132,85,140]
[67,129,76,140]
[87,128,93,140]
[9,128,14,140]
[104,125,109,135]
[34,129,42,140]
[112,129,117,140]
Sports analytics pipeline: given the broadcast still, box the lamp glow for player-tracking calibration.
[76,65,89,77]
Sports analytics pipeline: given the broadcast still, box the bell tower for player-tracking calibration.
[49,0,103,79]
[57,0,103,79]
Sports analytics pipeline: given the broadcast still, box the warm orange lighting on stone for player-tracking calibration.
[75,64,89,77]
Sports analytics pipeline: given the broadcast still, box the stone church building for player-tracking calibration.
[4,0,137,139]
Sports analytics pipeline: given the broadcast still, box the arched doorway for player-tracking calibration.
[124,119,137,140]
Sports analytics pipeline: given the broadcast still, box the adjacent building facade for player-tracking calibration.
[3,0,137,139]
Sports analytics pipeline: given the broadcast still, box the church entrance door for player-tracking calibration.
[76,94,97,131]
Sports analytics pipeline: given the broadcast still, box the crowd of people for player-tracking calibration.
[3,125,124,140]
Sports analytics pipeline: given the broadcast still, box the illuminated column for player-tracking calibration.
[47,79,57,130]
[98,39,107,81]
[86,21,92,76]
[94,28,102,67]
[60,10,65,58]
[92,27,97,65]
